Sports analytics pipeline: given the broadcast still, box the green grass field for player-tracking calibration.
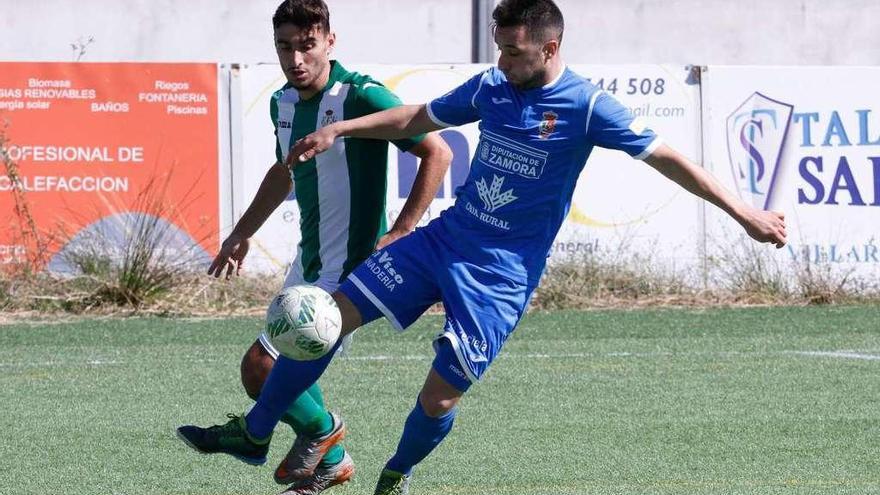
[2,306,879,495]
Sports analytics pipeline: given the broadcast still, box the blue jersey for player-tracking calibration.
[426,67,661,285]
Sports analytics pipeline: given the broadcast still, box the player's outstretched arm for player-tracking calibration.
[207,162,292,279]
[376,133,453,250]
[290,104,442,164]
[643,144,787,248]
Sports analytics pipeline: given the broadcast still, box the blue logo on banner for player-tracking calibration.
[726,92,794,210]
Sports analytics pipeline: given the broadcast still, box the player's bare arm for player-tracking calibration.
[291,104,442,164]
[377,133,453,250]
[207,162,293,279]
[643,143,787,248]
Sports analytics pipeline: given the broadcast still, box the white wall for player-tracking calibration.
[0,0,471,63]
[555,0,880,65]
[2,0,877,65]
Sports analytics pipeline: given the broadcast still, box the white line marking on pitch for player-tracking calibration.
[792,351,880,361]
[3,349,880,368]
[0,357,223,368]
[0,352,652,367]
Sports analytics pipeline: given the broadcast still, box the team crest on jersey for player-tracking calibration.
[321,109,338,127]
[538,111,558,139]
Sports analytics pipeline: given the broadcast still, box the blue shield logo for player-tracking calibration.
[726,92,794,210]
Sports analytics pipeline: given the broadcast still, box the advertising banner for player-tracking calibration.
[702,66,880,282]
[0,62,219,271]
[561,65,702,272]
[236,63,701,276]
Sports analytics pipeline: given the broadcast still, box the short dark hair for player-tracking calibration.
[272,0,331,32]
[492,0,564,42]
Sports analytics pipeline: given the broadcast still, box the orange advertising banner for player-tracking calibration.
[0,62,218,272]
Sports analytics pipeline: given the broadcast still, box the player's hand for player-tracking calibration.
[741,208,787,249]
[288,125,338,166]
[207,234,250,279]
[375,227,410,251]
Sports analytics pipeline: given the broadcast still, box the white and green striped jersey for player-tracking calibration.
[271,61,423,285]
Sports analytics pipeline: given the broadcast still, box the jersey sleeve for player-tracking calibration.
[359,83,425,152]
[586,91,662,160]
[426,70,488,128]
[270,96,283,163]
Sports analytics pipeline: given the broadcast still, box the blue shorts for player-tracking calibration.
[338,219,536,392]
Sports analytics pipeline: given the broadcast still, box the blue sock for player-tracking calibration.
[245,341,340,440]
[385,399,457,476]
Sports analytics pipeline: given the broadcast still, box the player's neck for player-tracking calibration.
[297,64,333,101]
[540,59,565,87]
[515,59,566,92]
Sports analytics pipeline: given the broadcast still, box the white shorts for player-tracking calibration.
[258,267,348,359]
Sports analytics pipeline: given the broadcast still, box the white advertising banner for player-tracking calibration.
[561,65,701,272]
[235,63,701,276]
[702,66,880,282]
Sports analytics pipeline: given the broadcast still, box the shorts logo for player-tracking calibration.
[321,110,338,127]
[278,120,292,129]
[476,174,517,213]
[365,250,404,292]
[478,130,549,179]
[539,111,558,139]
[448,364,467,380]
[458,328,488,363]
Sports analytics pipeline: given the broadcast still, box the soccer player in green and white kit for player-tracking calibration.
[176,1,452,494]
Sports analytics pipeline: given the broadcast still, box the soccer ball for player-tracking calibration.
[265,285,341,360]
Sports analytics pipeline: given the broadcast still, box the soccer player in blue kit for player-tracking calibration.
[187,1,787,493]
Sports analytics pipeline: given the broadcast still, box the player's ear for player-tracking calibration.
[326,31,336,55]
[542,39,559,61]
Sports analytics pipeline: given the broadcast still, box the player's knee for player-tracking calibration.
[418,367,464,417]
[240,341,275,400]
[332,291,363,336]
[418,390,460,418]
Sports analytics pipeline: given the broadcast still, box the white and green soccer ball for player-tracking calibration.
[265,285,341,360]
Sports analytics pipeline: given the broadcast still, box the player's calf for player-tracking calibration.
[240,340,275,400]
